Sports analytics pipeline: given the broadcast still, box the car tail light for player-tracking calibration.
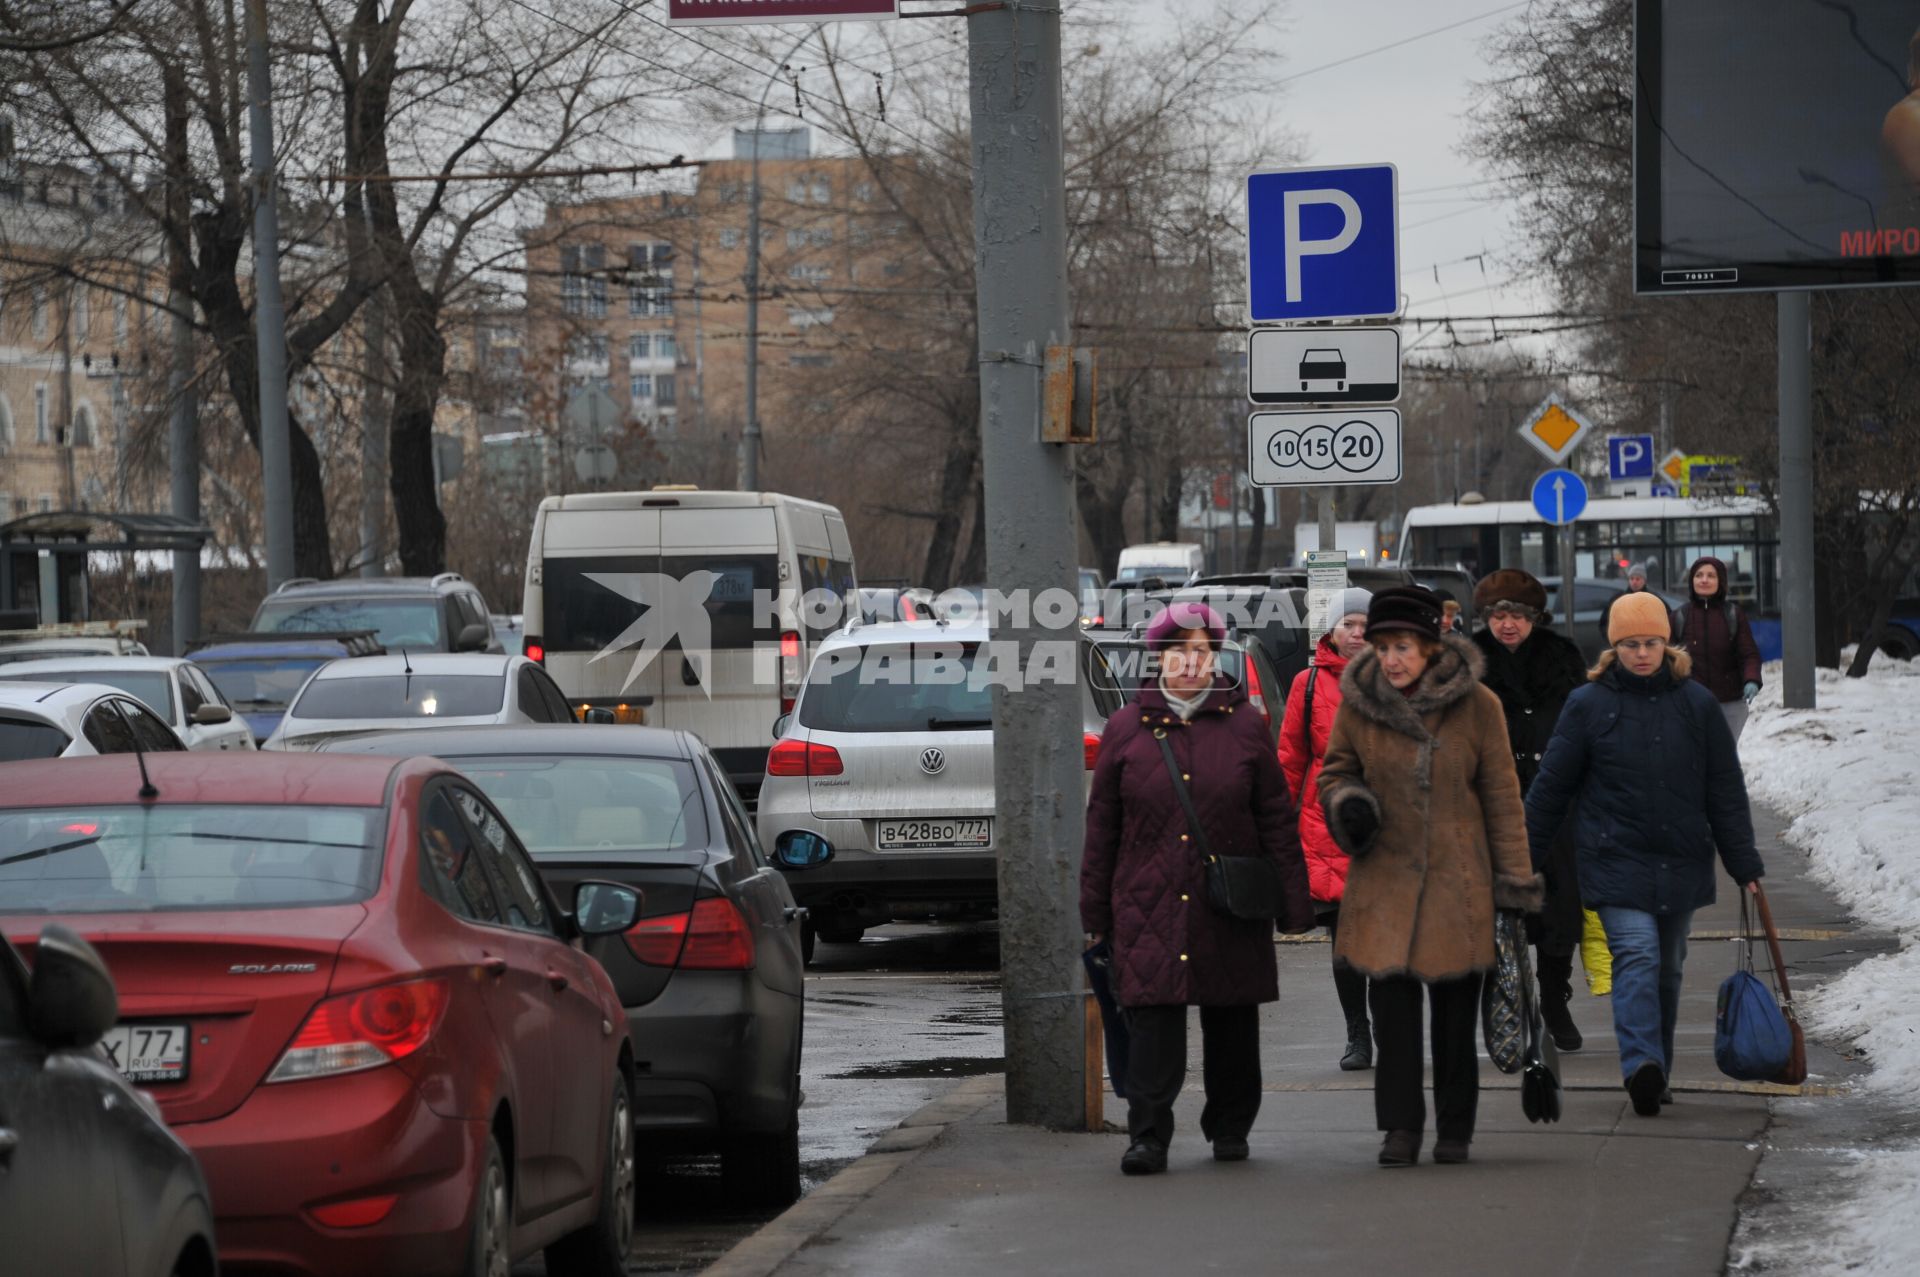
[1083,731,1101,771]
[779,631,802,713]
[623,898,756,970]
[766,738,843,777]
[1243,653,1270,725]
[309,1194,399,1229]
[267,978,450,1083]
[523,639,545,664]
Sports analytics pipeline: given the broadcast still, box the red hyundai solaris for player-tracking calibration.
[0,753,641,1277]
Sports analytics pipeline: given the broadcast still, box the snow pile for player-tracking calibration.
[1739,657,1920,1276]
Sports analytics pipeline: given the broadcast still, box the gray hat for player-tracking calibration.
[1627,561,1649,581]
[1333,587,1373,622]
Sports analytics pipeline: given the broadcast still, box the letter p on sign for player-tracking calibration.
[1247,164,1399,323]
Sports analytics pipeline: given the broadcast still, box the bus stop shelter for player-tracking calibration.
[0,510,213,626]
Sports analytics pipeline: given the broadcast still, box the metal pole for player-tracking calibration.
[360,289,387,577]
[246,0,295,587]
[1558,518,1577,626]
[1317,489,1335,552]
[1778,291,1816,708]
[741,28,815,492]
[164,68,200,654]
[57,284,76,509]
[969,0,1084,1129]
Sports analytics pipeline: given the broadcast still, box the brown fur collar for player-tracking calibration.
[1339,632,1486,742]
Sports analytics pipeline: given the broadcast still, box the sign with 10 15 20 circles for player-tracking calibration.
[1248,410,1402,488]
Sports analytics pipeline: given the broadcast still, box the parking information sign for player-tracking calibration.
[1246,164,1399,323]
[1247,327,1400,405]
[1607,434,1656,480]
[1248,409,1402,488]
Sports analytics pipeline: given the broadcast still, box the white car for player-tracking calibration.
[0,657,255,753]
[0,682,188,761]
[262,652,577,751]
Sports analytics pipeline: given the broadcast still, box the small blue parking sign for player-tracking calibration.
[1607,434,1655,480]
[1531,468,1589,526]
[1247,164,1399,323]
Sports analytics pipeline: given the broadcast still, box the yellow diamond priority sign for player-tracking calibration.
[1516,393,1594,465]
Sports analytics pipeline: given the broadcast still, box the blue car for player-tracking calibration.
[187,630,385,744]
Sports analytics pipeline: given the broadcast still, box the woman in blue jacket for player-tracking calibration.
[1523,592,1766,1116]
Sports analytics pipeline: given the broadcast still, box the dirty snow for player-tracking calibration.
[1738,656,1920,1275]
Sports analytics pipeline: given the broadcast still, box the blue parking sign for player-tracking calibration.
[1247,164,1399,323]
[1607,434,1655,480]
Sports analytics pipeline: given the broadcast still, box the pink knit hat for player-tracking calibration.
[1145,601,1226,650]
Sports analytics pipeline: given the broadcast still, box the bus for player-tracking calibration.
[1396,494,1780,650]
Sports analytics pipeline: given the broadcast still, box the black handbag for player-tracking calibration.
[1481,911,1527,1075]
[1152,727,1283,922]
[1516,929,1563,1123]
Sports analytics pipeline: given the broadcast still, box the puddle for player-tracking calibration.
[832,1055,1007,1080]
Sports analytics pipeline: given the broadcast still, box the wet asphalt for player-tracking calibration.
[513,922,1007,1276]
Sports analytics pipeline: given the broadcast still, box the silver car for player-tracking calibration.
[754,619,1121,958]
[262,652,577,750]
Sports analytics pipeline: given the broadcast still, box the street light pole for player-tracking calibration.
[740,27,816,493]
[245,0,295,588]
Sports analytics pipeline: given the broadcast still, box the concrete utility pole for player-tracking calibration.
[165,69,200,652]
[246,0,295,588]
[1317,489,1335,553]
[360,290,387,578]
[1777,291,1816,708]
[969,0,1085,1129]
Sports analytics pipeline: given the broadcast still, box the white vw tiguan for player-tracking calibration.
[754,619,1121,958]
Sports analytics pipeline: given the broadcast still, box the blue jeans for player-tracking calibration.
[1595,906,1695,1080]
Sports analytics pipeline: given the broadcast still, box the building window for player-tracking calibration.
[850,225,873,247]
[0,395,11,448]
[561,244,607,318]
[812,179,831,204]
[114,294,128,344]
[719,227,741,250]
[789,264,831,284]
[627,242,673,317]
[629,374,653,402]
[655,374,676,407]
[567,332,609,370]
[785,227,808,251]
[655,333,676,363]
[810,227,833,247]
[37,494,53,513]
[786,179,808,203]
[854,182,875,203]
[73,286,89,336]
[629,333,650,362]
[31,286,46,339]
[71,404,94,448]
[789,354,833,368]
[34,384,48,443]
[787,307,836,329]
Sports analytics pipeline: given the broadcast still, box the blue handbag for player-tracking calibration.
[1714,897,1794,1081]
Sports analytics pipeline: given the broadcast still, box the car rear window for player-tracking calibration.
[253,596,444,649]
[0,669,175,720]
[1087,639,1251,702]
[799,643,1000,733]
[446,755,707,854]
[0,716,69,761]
[196,656,326,708]
[543,554,778,652]
[0,804,384,914]
[292,673,505,720]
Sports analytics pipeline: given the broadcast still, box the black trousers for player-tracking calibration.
[1122,1004,1261,1147]
[1323,909,1370,1027]
[1369,973,1482,1140]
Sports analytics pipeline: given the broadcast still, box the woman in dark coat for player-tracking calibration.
[1470,568,1590,1053]
[1081,601,1314,1175]
[1317,588,1542,1169]
[1526,591,1766,1116]
[1670,555,1763,740]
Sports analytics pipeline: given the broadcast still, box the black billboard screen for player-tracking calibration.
[1636,0,1920,293]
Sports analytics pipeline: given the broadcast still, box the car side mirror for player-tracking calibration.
[771,712,791,740]
[456,622,491,652]
[27,924,119,1051]
[584,706,617,725]
[191,703,234,726]
[573,881,642,936]
[773,830,834,870]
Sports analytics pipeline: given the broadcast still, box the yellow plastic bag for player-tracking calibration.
[1580,908,1612,995]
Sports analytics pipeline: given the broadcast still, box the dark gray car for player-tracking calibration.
[318,724,807,1207]
[0,925,218,1277]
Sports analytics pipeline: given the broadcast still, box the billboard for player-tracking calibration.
[1635,0,1920,293]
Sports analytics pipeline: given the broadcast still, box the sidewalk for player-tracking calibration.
[710,805,1878,1276]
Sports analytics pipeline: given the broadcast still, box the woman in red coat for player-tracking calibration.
[1278,588,1374,1071]
[1081,601,1314,1176]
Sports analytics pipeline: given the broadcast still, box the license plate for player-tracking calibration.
[101,1023,190,1083]
[876,818,992,850]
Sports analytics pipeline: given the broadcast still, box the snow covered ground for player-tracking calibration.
[1738,656,1920,1276]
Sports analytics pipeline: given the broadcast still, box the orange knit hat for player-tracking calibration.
[1608,591,1670,645]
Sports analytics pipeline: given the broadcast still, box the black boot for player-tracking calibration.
[1536,952,1583,1053]
[1338,1017,1372,1071]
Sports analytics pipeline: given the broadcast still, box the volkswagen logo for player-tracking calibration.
[919,747,946,775]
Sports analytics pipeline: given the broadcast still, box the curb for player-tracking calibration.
[702,1075,1005,1277]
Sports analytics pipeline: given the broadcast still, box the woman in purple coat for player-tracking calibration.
[1081,602,1315,1175]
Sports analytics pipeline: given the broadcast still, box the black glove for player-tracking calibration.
[1336,795,1380,855]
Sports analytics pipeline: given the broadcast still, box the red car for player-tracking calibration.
[0,753,641,1277]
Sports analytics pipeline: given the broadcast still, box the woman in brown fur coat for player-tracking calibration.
[1317,587,1543,1168]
